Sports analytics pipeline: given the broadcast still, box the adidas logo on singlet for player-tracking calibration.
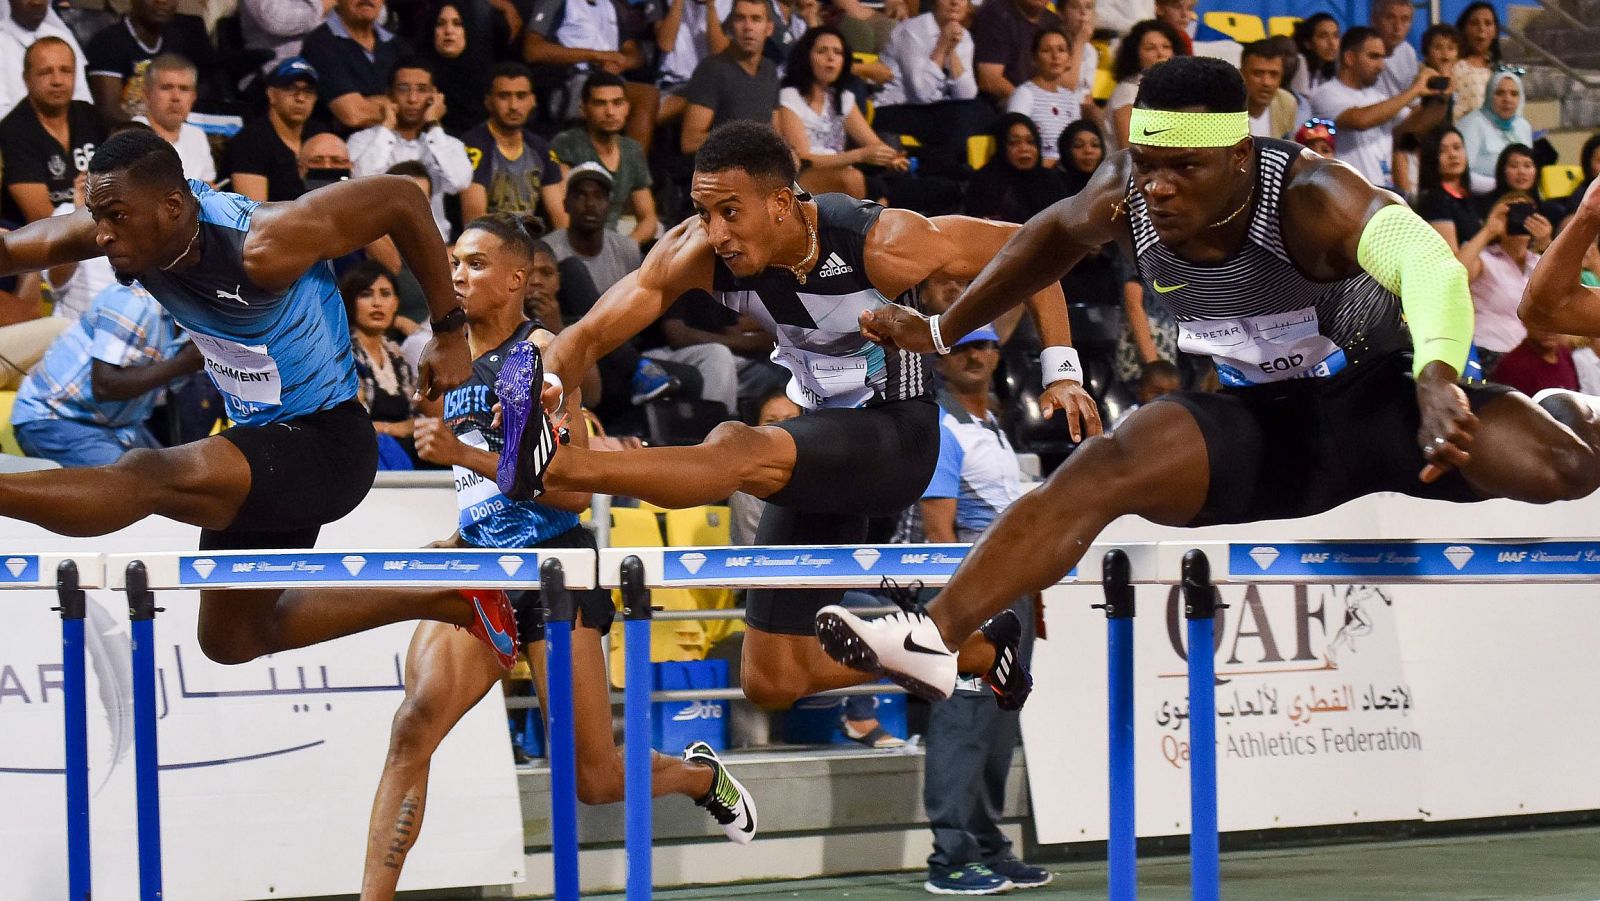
[816,252,853,278]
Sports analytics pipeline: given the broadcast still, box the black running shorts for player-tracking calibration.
[200,399,379,551]
[499,524,616,644]
[747,397,940,636]
[1158,353,1517,527]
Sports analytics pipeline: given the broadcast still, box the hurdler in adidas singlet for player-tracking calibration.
[134,180,378,549]
[1126,139,1513,525]
[441,321,612,641]
[711,194,941,636]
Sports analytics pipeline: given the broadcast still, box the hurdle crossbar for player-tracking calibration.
[106,548,598,590]
[1158,538,1600,583]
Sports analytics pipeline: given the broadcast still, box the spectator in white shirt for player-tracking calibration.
[1309,26,1442,189]
[240,0,332,78]
[347,61,473,240]
[654,0,730,121]
[524,0,659,149]
[871,0,991,175]
[776,25,906,198]
[133,53,214,184]
[0,0,91,116]
[1006,28,1078,165]
[1370,0,1419,99]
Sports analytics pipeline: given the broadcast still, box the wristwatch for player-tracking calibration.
[431,305,467,333]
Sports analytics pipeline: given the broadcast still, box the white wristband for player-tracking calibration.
[929,314,952,355]
[543,371,564,406]
[1040,346,1082,386]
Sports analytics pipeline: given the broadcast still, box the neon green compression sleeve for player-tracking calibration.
[1356,202,1474,377]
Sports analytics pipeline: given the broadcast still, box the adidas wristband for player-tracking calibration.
[929,314,952,355]
[1040,346,1082,386]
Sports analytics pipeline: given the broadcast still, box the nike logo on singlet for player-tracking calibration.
[1153,281,1187,294]
[216,285,246,305]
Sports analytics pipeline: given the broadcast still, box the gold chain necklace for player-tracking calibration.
[784,206,819,284]
[1207,184,1254,229]
[162,215,201,271]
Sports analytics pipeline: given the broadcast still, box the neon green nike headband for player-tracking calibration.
[1128,108,1250,148]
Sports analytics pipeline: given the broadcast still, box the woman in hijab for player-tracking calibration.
[1056,118,1103,197]
[964,113,1066,223]
[417,0,509,134]
[1457,68,1533,181]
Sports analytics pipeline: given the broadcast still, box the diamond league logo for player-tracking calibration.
[497,555,524,577]
[341,555,367,576]
[678,552,707,575]
[192,558,216,579]
[5,557,27,578]
[1248,546,1280,570]
[852,548,880,570]
[1442,545,1474,570]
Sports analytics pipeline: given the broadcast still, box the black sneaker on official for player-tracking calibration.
[685,741,757,844]
[987,857,1052,889]
[980,609,1031,712]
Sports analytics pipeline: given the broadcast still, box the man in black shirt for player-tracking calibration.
[300,0,410,133]
[85,0,216,122]
[0,37,107,226]
[228,56,329,202]
[680,0,779,154]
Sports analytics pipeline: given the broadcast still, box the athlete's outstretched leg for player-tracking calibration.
[925,403,1212,644]
[739,627,997,707]
[0,435,252,535]
[1459,391,1600,503]
[542,422,797,509]
[196,587,477,665]
[361,623,503,901]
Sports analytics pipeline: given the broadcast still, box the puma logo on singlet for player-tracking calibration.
[216,285,247,305]
[1153,280,1188,294]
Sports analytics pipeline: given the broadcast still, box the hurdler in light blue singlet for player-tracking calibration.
[133,180,360,426]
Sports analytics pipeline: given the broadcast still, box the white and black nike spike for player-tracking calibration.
[686,742,758,844]
[815,606,957,702]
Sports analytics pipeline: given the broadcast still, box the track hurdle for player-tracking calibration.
[595,543,1179,899]
[104,547,596,901]
[10,552,106,901]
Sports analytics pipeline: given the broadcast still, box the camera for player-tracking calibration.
[1427,75,1451,91]
[1505,202,1534,236]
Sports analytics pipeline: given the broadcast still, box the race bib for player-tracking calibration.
[189,331,283,407]
[773,346,872,409]
[454,430,511,529]
[1178,308,1347,387]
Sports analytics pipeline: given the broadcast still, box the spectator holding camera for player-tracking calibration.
[1461,191,1541,374]
[1480,143,1557,249]
[1309,26,1446,189]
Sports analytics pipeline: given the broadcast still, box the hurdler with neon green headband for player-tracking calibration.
[820,56,1600,701]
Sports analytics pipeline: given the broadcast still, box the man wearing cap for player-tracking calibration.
[230,56,330,203]
[1295,118,1336,158]
[543,162,641,294]
[918,321,1051,896]
[821,55,1600,703]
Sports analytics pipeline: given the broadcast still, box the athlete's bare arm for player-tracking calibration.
[541,220,715,410]
[861,154,1131,351]
[863,210,1104,436]
[0,208,102,277]
[1521,178,1600,336]
[1279,149,1478,480]
[245,175,470,396]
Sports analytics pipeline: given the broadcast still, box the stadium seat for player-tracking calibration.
[1268,15,1300,37]
[596,507,709,686]
[968,135,996,170]
[1203,11,1266,42]
[0,392,25,457]
[1541,164,1584,200]
[664,506,743,647]
[1092,67,1117,102]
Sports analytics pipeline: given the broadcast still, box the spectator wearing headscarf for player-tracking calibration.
[964,113,1064,224]
[1457,68,1532,181]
